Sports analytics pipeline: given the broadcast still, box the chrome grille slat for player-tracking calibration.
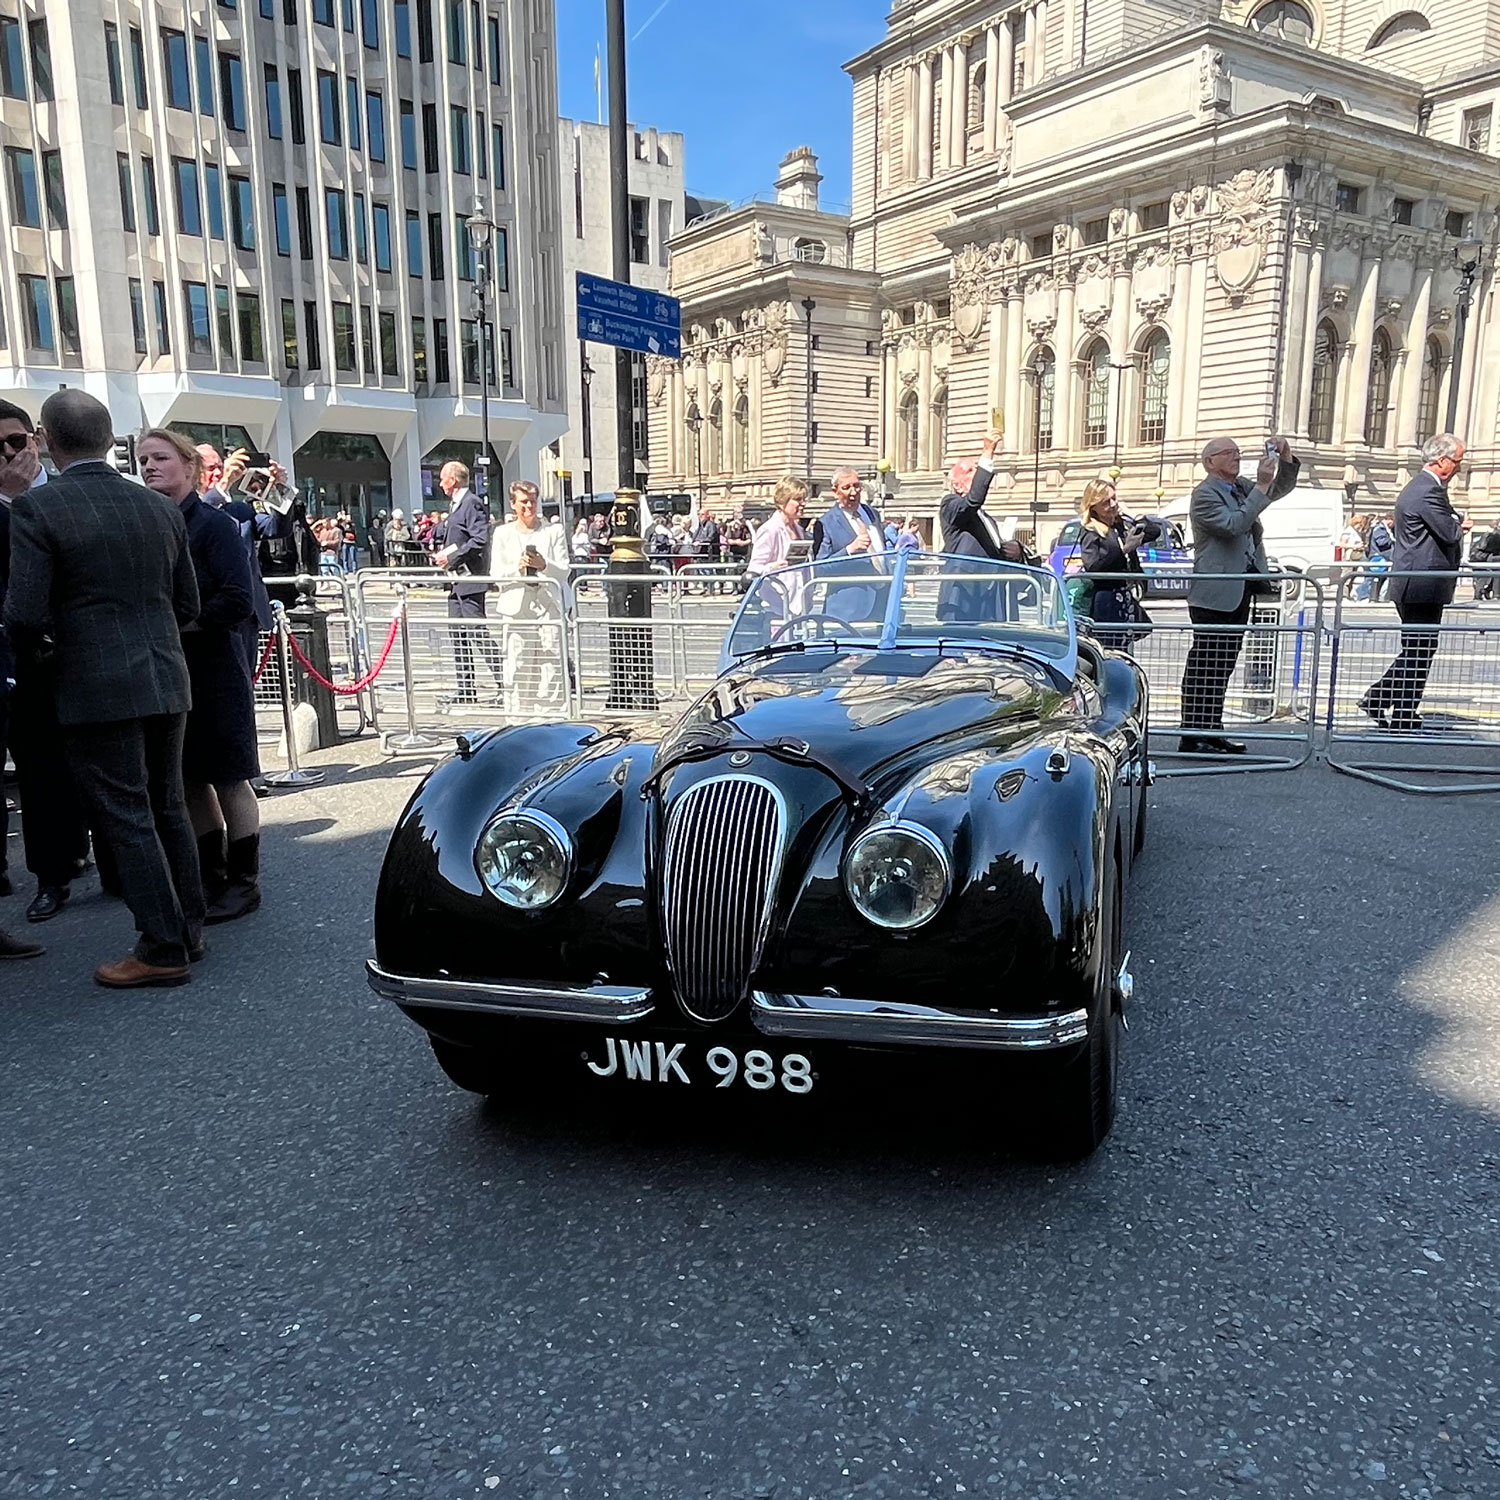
[660,775,786,1024]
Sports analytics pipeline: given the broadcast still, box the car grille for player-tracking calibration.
[660,775,787,1024]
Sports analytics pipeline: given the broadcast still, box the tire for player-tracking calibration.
[429,1036,502,1095]
[1021,851,1123,1161]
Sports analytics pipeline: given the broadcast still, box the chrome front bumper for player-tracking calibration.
[367,960,1089,1052]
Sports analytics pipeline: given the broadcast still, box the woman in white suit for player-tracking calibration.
[489,481,572,716]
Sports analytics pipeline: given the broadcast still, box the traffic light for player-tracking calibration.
[112,435,137,474]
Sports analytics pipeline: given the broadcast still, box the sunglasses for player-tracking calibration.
[0,432,33,454]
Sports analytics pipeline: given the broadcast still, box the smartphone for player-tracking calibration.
[1264,439,1278,459]
[991,407,1006,437]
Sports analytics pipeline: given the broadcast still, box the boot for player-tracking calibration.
[197,829,229,907]
[205,835,260,925]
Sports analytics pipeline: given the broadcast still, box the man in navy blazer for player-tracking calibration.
[433,460,501,705]
[1360,433,1470,731]
[812,468,886,621]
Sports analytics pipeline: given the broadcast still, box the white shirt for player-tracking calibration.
[490,519,571,617]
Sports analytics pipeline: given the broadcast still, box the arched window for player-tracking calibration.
[967,62,986,133]
[1307,321,1339,443]
[731,392,749,472]
[1364,328,1394,447]
[1416,335,1445,443]
[1029,347,1056,452]
[792,238,827,263]
[1249,0,1315,41]
[931,77,944,164]
[684,402,703,476]
[1368,10,1430,46]
[931,385,949,469]
[899,388,920,471]
[1138,330,1170,444]
[706,398,724,473]
[1081,339,1111,449]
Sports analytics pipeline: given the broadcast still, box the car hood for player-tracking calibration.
[656,647,1063,786]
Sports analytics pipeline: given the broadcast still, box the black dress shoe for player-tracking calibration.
[26,885,70,923]
[0,927,42,960]
[1203,735,1247,754]
[1356,695,1389,730]
[1387,713,1424,733]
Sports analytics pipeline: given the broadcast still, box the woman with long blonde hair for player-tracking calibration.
[1075,478,1161,651]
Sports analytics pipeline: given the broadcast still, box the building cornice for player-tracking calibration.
[844,0,1025,77]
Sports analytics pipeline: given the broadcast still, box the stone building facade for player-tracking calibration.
[648,0,1500,528]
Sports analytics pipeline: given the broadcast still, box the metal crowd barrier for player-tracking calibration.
[1080,572,1325,777]
[1324,568,1500,794]
[252,574,366,742]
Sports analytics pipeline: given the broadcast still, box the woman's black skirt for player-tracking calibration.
[182,632,261,784]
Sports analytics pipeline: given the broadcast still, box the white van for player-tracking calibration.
[1164,480,1343,573]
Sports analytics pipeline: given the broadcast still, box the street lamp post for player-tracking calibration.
[465,205,498,518]
[1445,245,1482,435]
[580,350,594,500]
[1021,354,1048,536]
[1108,358,1133,470]
[801,296,816,482]
[685,405,703,508]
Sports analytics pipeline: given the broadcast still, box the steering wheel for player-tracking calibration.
[771,612,862,642]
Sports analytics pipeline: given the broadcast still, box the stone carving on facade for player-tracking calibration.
[762,301,790,385]
[1369,184,1396,223]
[1197,47,1229,114]
[1109,207,1127,236]
[753,221,775,262]
[950,243,989,347]
[1052,224,1070,252]
[1134,245,1172,323]
[1025,270,1057,341]
[1322,285,1350,313]
[996,123,1013,177]
[1075,255,1111,332]
[1212,167,1273,300]
[646,355,670,406]
[1192,184,1210,213]
[1171,191,1191,222]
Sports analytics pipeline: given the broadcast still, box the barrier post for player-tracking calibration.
[382,585,445,754]
[262,603,326,788]
[603,490,657,710]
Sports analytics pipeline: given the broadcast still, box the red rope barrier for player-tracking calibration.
[283,612,403,696]
[251,631,278,685]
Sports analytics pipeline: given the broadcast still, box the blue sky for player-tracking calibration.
[554,0,885,210]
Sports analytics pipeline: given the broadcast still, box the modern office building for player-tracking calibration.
[0,0,565,526]
[649,0,1500,526]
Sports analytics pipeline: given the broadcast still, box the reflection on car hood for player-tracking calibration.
[659,647,1061,784]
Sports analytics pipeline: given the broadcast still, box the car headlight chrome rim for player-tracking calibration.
[474,810,572,910]
[843,822,952,931]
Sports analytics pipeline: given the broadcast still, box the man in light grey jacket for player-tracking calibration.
[1179,435,1300,754]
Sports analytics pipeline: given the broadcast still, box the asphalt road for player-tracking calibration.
[3,742,1498,1499]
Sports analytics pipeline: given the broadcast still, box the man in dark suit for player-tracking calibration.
[1360,433,1469,731]
[0,398,94,926]
[3,390,204,988]
[939,434,1003,561]
[432,461,500,705]
[1179,434,1300,754]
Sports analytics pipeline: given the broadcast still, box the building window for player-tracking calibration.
[204,163,225,239]
[282,299,299,369]
[162,29,191,109]
[194,35,214,116]
[1140,200,1170,231]
[731,392,748,473]
[353,192,368,262]
[470,0,482,71]
[405,210,422,274]
[930,385,948,468]
[395,0,412,56]
[447,0,465,63]
[477,110,487,177]
[1029,231,1052,259]
[237,293,263,361]
[264,65,282,137]
[325,188,348,258]
[433,317,450,382]
[459,319,480,383]
[1082,216,1108,246]
[19,274,53,353]
[493,123,505,189]
[1392,196,1414,225]
[931,75,943,166]
[304,299,321,369]
[318,71,340,144]
[1139,331,1170,443]
[346,76,362,150]
[141,157,160,235]
[494,228,509,291]
[332,302,356,370]
[412,316,428,383]
[4,147,39,227]
[373,202,392,271]
[400,100,417,168]
[361,305,375,374]
[296,185,313,258]
[451,105,470,174]
[1416,336,1444,443]
[1335,182,1361,213]
[629,196,649,263]
[487,14,502,77]
[428,213,444,278]
[1461,106,1492,153]
[422,102,439,172]
[56,277,78,356]
[361,0,380,47]
[230,175,254,249]
[1368,11,1430,47]
[173,158,202,235]
[1032,347,1056,451]
[184,281,213,355]
[1082,340,1110,448]
[1365,328,1394,447]
[793,237,826,263]
[129,278,147,354]
[220,52,246,130]
[0,17,20,98]
[368,92,386,162]
[105,22,124,105]
[499,328,514,389]
[215,284,234,355]
[152,279,170,354]
[40,151,64,228]
[416,0,434,62]
[273,183,291,255]
[456,214,475,279]
[1307,320,1339,443]
[864,424,873,447]
[27,19,51,101]
[288,68,305,143]
[129,26,148,108]
[706,399,724,474]
[380,310,400,375]
[1248,0,1314,42]
[899,389,919,471]
[342,0,356,30]
[313,0,334,22]
[117,153,135,231]
[1445,209,1467,237]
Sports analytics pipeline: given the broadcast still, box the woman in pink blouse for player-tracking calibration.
[746,477,811,618]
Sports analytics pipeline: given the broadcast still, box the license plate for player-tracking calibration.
[581,1037,815,1094]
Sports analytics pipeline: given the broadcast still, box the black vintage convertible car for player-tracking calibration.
[368,552,1150,1157]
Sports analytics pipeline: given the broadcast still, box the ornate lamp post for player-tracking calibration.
[801,296,816,481]
[465,205,498,517]
[1446,239,1483,434]
[1109,357,1134,470]
[685,404,703,508]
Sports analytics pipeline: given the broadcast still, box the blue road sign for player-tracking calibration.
[576,271,682,359]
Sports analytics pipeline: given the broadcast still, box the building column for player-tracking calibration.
[917,56,935,179]
[904,63,921,181]
[1341,251,1380,445]
[1395,264,1433,450]
[1034,0,1049,81]
[987,293,1005,425]
[1055,269,1077,451]
[1165,246,1192,442]
[883,342,899,463]
[953,44,970,169]
[983,27,1001,155]
[1294,236,1325,440]
[1020,8,1034,91]
[918,335,934,470]
[1003,286,1024,455]
[998,18,1015,107]
[1179,239,1209,441]
[1106,252,1132,453]
[389,425,423,516]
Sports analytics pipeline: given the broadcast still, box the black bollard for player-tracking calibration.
[288,582,342,748]
[604,488,656,711]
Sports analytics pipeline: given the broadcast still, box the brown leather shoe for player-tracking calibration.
[94,954,191,989]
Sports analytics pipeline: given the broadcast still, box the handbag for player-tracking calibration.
[1245,559,1279,599]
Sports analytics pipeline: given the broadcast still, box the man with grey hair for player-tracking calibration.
[1359,432,1470,731]
[813,468,885,561]
[433,459,499,705]
[1178,433,1300,754]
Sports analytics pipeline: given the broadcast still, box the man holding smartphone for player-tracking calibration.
[1179,434,1300,754]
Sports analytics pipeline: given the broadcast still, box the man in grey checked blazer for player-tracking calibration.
[3,391,205,988]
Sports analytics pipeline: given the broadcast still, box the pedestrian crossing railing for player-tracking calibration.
[1323,569,1500,794]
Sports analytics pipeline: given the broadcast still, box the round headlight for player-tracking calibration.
[843,824,951,931]
[475,811,571,910]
